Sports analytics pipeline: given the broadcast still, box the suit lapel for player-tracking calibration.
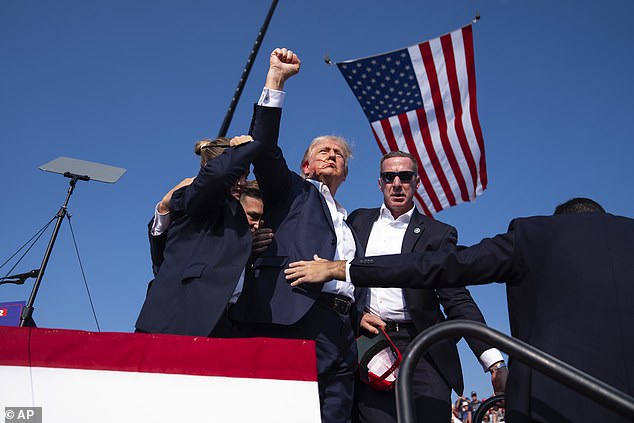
[319,194,336,233]
[309,182,337,234]
[402,209,426,252]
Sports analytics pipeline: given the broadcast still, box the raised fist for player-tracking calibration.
[265,47,301,90]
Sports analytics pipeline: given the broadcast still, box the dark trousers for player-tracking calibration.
[238,303,357,423]
[354,325,451,423]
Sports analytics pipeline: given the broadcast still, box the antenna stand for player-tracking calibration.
[19,173,85,327]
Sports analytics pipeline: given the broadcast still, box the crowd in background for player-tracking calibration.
[452,391,505,423]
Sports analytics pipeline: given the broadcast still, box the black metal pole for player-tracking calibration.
[396,320,634,423]
[19,175,84,327]
[217,0,279,138]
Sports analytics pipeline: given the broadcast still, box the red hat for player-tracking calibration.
[357,327,402,391]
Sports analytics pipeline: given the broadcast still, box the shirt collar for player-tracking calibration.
[379,203,414,224]
[307,179,348,218]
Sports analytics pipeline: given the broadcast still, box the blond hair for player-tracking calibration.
[194,137,232,167]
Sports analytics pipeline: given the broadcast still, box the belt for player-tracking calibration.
[315,292,353,315]
[384,321,416,332]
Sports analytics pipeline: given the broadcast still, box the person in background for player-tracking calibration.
[458,400,471,423]
[451,403,463,423]
[469,391,481,415]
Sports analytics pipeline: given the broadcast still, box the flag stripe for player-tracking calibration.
[414,108,455,208]
[440,32,479,194]
[414,192,433,216]
[408,45,458,207]
[418,41,470,202]
[397,113,444,212]
[450,29,484,197]
[407,110,449,212]
[431,35,476,198]
[371,125,389,155]
[379,119,401,152]
[462,25,488,190]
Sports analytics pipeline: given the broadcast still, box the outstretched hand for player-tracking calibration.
[265,47,301,90]
[285,255,346,286]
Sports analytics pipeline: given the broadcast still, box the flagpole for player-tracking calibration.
[217,0,279,138]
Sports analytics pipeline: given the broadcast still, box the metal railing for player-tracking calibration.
[396,320,634,423]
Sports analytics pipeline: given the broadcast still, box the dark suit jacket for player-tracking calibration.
[348,207,494,396]
[231,106,360,325]
[135,106,281,336]
[350,212,634,422]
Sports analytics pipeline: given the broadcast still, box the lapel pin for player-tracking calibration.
[413,227,421,234]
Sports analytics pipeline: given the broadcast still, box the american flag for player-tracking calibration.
[337,25,486,216]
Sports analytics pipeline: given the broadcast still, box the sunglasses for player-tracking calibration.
[380,171,416,183]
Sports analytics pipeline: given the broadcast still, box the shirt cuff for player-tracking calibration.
[258,87,285,108]
[345,260,353,283]
[479,348,505,372]
[150,203,171,236]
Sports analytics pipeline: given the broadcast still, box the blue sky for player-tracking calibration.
[1,0,633,400]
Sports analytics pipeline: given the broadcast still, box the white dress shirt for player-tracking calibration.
[365,205,414,322]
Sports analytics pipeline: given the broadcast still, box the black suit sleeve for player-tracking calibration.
[170,140,263,219]
[249,104,282,152]
[350,223,520,289]
[251,106,294,208]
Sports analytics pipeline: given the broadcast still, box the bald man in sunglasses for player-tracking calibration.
[346,151,505,423]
